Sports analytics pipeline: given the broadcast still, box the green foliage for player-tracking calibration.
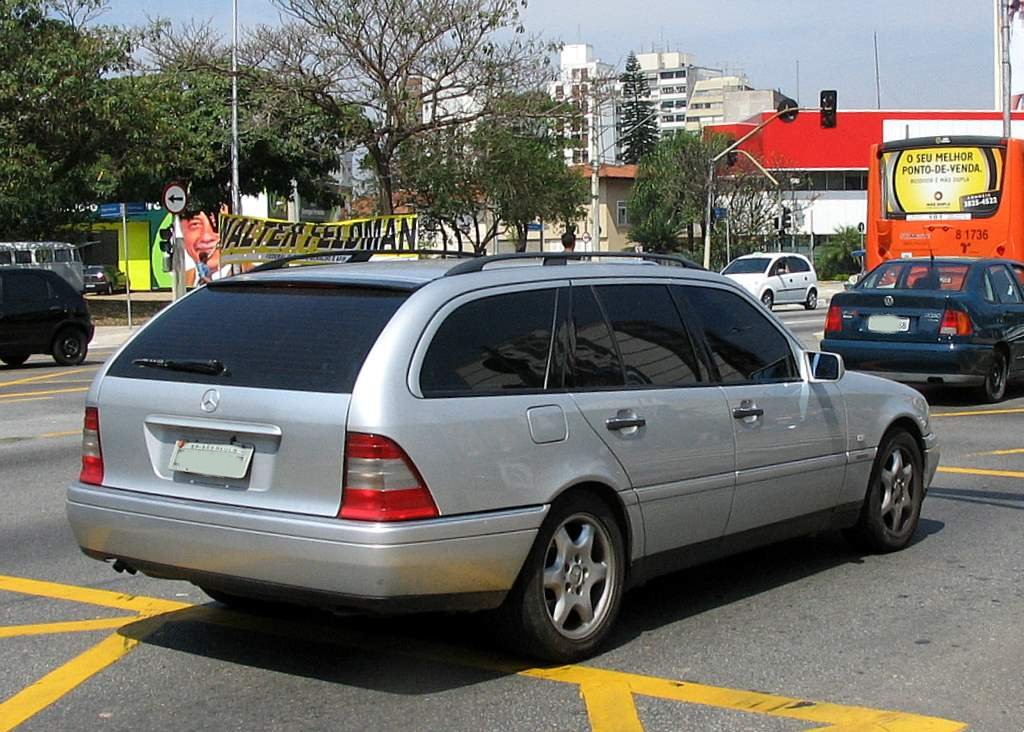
[398,95,587,253]
[628,131,716,252]
[0,0,133,238]
[814,225,863,279]
[0,1,348,238]
[618,52,658,165]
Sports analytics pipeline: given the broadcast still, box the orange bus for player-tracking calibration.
[865,135,1024,270]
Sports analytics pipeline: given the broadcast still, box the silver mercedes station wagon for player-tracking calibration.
[67,252,938,662]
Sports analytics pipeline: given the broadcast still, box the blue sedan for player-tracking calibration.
[821,257,1024,402]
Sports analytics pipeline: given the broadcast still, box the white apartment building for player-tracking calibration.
[632,51,723,137]
[550,44,619,166]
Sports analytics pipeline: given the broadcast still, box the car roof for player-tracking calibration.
[214,257,727,292]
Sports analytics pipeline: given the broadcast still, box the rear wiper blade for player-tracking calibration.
[132,358,229,376]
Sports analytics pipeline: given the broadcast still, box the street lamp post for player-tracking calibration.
[702,105,804,269]
[230,0,241,214]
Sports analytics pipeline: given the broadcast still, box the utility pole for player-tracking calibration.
[1001,0,1012,136]
[230,0,241,214]
[590,92,601,252]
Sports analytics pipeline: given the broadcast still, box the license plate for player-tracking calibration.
[169,440,254,479]
[867,314,910,333]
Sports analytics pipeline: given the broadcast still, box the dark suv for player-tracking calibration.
[0,268,94,366]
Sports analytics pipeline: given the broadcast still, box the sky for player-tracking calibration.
[99,0,998,111]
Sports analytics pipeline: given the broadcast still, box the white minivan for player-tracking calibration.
[722,252,818,310]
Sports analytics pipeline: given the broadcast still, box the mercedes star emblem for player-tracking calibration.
[200,389,220,413]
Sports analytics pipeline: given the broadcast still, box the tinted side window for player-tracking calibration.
[3,273,51,303]
[0,251,12,264]
[676,286,797,384]
[570,286,623,388]
[986,265,1021,304]
[594,284,702,387]
[14,251,31,264]
[420,289,556,396]
[788,257,810,273]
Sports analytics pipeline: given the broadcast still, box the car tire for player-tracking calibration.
[0,353,30,367]
[104,284,113,295]
[804,288,818,310]
[498,493,625,663]
[52,328,87,366]
[761,290,774,309]
[980,349,1008,404]
[844,430,923,553]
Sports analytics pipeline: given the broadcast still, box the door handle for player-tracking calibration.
[605,416,646,431]
[732,405,764,419]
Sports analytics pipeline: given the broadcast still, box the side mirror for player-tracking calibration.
[805,350,844,382]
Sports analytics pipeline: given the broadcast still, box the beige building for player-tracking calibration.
[684,75,754,131]
[489,165,639,253]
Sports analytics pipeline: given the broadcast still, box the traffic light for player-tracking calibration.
[158,227,173,272]
[779,206,793,232]
[158,227,173,254]
[820,89,837,128]
[776,96,799,123]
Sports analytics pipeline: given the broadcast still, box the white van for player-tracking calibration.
[0,242,85,292]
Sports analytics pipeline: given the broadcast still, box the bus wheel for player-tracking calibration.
[0,353,30,367]
[52,328,87,366]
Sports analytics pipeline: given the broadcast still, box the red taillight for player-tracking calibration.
[79,406,103,485]
[824,304,842,334]
[939,307,973,336]
[340,433,438,521]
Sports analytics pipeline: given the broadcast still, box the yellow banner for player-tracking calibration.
[883,146,1003,216]
[217,213,418,264]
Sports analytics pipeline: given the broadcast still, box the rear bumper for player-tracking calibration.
[821,338,991,385]
[67,482,544,612]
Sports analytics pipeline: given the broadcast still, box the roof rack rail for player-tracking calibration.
[247,248,478,274]
[443,251,703,277]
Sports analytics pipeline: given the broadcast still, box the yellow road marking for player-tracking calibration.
[0,387,88,401]
[0,618,136,638]
[0,631,142,731]
[0,575,189,615]
[36,430,80,439]
[938,466,1024,480]
[0,575,967,731]
[0,368,93,389]
[932,407,1024,418]
[974,447,1024,457]
[0,397,53,405]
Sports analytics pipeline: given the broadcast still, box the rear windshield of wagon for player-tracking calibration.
[108,284,409,393]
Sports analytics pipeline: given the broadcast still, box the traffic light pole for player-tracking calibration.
[172,215,186,301]
[702,107,805,268]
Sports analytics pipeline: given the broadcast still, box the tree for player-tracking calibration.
[398,95,587,253]
[814,225,863,279]
[159,0,553,215]
[0,0,134,238]
[628,131,716,255]
[618,52,657,164]
[117,59,350,218]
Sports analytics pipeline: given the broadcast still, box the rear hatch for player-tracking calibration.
[97,281,410,517]
[827,260,971,342]
[828,290,955,342]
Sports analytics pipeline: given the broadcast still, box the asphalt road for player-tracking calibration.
[1,309,1022,731]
